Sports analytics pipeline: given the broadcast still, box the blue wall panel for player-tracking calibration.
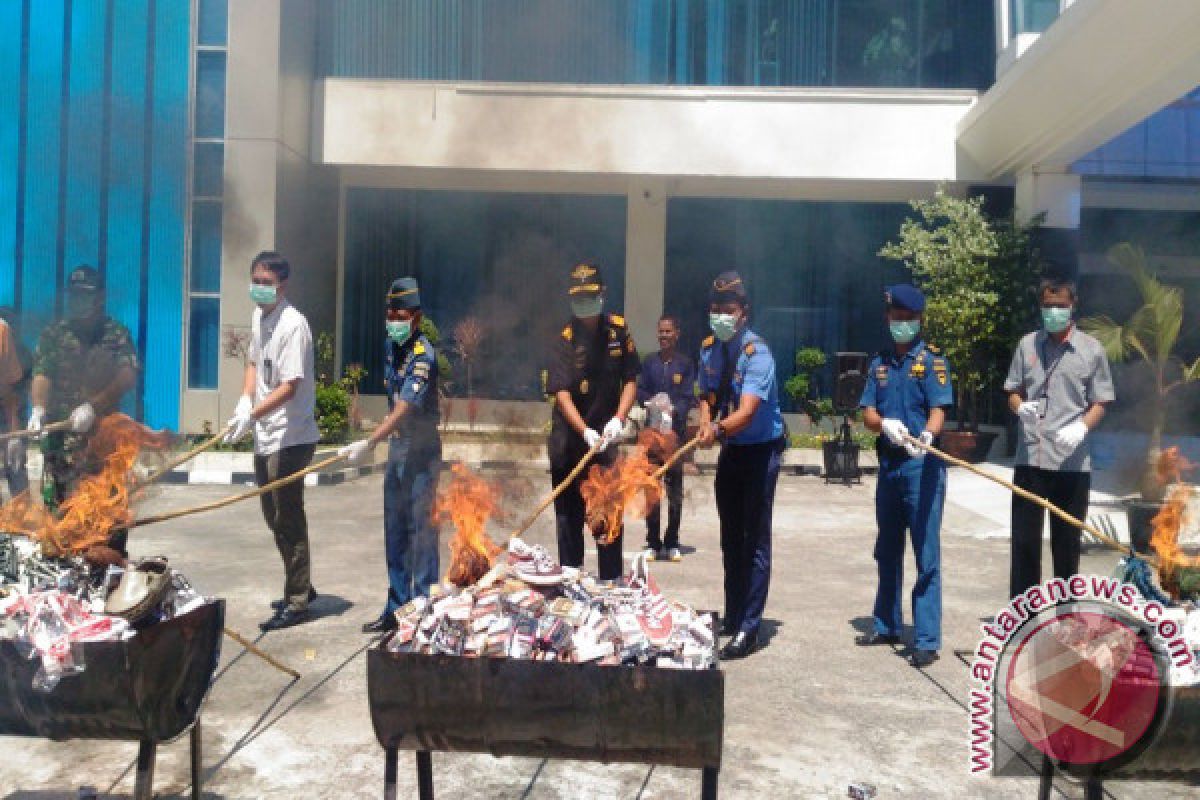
[0,1,24,308]
[63,0,106,271]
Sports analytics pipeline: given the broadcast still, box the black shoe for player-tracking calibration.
[719,618,738,637]
[719,630,759,660]
[362,614,397,634]
[910,649,939,668]
[271,587,317,611]
[259,607,310,631]
[855,631,901,647]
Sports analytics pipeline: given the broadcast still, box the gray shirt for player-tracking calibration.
[1004,328,1115,472]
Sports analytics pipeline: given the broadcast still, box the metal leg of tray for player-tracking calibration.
[1084,776,1105,800]
[191,717,203,800]
[133,740,156,800]
[701,766,719,800]
[384,745,398,800]
[1037,755,1054,800]
[416,750,435,800]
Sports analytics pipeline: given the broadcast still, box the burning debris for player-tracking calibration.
[581,430,674,545]
[1148,448,1200,599]
[436,463,504,587]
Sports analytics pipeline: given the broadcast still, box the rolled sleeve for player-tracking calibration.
[741,352,775,401]
[859,358,880,408]
[1003,343,1025,393]
[1088,348,1116,404]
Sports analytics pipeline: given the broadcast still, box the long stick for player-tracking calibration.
[130,453,346,528]
[904,434,1141,561]
[137,425,233,488]
[0,420,72,442]
[222,626,301,679]
[651,434,702,480]
[509,444,601,539]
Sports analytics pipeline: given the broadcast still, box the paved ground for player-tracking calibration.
[2,462,1196,799]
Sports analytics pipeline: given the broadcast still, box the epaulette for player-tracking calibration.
[561,325,573,342]
[744,343,756,357]
[701,335,715,349]
[413,341,427,356]
[607,312,625,327]
[926,343,940,354]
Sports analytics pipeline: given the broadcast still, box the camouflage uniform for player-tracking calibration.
[33,318,139,508]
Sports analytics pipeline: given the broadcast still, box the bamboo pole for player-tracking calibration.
[0,420,72,442]
[130,453,346,528]
[509,443,601,540]
[651,434,702,480]
[222,626,301,679]
[136,425,233,488]
[904,433,1144,562]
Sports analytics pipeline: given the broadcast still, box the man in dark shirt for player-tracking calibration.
[637,314,695,562]
[545,262,640,581]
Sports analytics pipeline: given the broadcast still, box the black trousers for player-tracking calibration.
[645,459,684,550]
[1010,465,1091,598]
[254,443,317,610]
[550,436,623,581]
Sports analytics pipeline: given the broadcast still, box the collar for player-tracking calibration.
[260,298,291,326]
[889,338,926,364]
[1035,326,1076,351]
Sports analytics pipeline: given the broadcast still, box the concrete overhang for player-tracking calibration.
[315,79,980,184]
[957,0,1200,179]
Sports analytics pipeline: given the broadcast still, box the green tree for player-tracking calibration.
[784,346,832,429]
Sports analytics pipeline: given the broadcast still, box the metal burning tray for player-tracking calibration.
[367,648,724,799]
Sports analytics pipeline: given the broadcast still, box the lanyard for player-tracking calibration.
[1036,336,1068,400]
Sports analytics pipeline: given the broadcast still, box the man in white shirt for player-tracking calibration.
[224,251,320,631]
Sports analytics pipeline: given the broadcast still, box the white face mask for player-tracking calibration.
[709,312,739,342]
[571,294,604,319]
[386,319,413,345]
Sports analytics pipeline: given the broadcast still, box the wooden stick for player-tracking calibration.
[904,434,1143,561]
[509,444,601,540]
[130,453,347,528]
[137,425,233,488]
[651,434,702,480]
[0,419,72,442]
[222,626,301,679]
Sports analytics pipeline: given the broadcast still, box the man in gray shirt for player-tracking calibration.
[1004,277,1115,597]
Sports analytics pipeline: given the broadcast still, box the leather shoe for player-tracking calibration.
[855,631,901,647]
[271,587,317,611]
[719,630,759,660]
[362,614,397,634]
[259,607,310,631]
[910,649,939,668]
[719,617,738,637]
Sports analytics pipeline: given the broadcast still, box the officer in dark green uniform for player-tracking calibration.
[545,262,640,581]
[28,266,139,510]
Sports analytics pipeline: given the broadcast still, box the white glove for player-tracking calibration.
[904,430,934,458]
[880,418,909,447]
[1054,419,1089,450]
[338,440,373,466]
[223,395,255,443]
[627,406,647,425]
[27,406,45,434]
[68,402,96,433]
[583,428,605,452]
[1016,401,1041,426]
[602,416,625,445]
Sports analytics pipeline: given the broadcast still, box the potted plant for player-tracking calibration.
[1079,243,1200,550]
[879,189,1041,462]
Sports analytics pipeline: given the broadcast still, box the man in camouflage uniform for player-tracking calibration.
[28,266,138,514]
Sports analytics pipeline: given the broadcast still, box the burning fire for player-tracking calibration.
[580,430,673,545]
[1150,448,1198,596]
[434,462,503,586]
[0,414,168,557]
[1156,446,1194,487]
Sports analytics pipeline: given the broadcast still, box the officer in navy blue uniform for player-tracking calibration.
[856,284,953,668]
[545,263,640,581]
[697,271,785,660]
[340,277,442,634]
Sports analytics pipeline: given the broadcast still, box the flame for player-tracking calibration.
[1156,447,1195,487]
[580,430,670,545]
[434,462,502,586]
[1151,482,1198,596]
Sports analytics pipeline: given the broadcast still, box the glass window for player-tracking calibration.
[193,142,223,198]
[188,296,220,389]
[195,50,226,139]
[198,0,228,47]
[190,201,222,293]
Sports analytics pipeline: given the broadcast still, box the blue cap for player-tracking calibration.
[884,284,925,313]
[387,277,421,310]
[709,270,747,304]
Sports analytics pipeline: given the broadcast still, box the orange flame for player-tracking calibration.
[580,430,670,545]
[1156,446,1195,487]
[1151,482,1198,595]
[434,462,502,586]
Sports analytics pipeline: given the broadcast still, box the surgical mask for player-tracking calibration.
[570,295,603,319]
[888,320,921,344]
[709,313,739,342]
[1041,306,1073,334]
[66,293,99,321]
[249,283,277,306]
[386,319,413,345]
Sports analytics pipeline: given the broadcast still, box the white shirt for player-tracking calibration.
[247,299,319,456]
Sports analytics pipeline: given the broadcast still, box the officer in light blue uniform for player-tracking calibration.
[857,284,953,668]
[697,271,786,660]
[339,277,442,634]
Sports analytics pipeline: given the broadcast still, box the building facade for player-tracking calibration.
[1,0,1198,431]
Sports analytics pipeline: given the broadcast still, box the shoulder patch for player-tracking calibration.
[561,325,573,342]
[701,335,715,349]
[743,343,756,357]
[413,341,426,356]
[926,343,941,354]
[607,313,625,327]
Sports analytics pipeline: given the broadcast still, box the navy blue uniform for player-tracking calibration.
[637,351,695,551]
[381,332,442,612]
[698,328,785,638]
[859,340,953,651]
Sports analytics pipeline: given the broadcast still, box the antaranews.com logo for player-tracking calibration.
[968,575,1194,777]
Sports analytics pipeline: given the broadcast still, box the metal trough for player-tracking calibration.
[0,599,225,799]
[367,648,724,799]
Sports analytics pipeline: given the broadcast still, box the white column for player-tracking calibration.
[623,180,667,351]
[1015,167,1082,276]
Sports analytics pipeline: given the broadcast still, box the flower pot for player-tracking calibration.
[1124,499,1163,555]
[938,430,998,464]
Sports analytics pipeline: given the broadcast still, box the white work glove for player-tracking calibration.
[68,402,96,433]
[27,405,45,434]
[583,428,605,452]
[880,418,909,447]
[627,406,647,425]
[904,430,934,458]
[223,395,255,443]
[338,440,372,466]
[1054,419,1089,450]
[1016,401,1041,427]
[602,416,625,446]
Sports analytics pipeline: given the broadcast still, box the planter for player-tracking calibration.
[939,430,999,464]
[821,440,861,483]
[1124,499,1163,555]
